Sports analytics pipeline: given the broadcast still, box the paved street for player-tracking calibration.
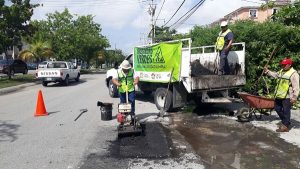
[0,73,117,169]
[3,73,300,169]
[0,73,203,169]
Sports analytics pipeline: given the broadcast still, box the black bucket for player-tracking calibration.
[97,102,113,121]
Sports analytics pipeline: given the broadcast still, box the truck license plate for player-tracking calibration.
[46,78,52,81]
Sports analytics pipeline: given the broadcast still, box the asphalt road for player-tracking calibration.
[0,73,203,169]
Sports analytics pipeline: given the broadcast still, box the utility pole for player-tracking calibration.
[148,0,156,43]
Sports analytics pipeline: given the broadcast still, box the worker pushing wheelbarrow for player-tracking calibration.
[237,57,299,133]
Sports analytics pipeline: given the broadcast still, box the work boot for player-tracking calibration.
[276,124,289,132]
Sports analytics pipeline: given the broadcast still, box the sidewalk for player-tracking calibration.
[0,82,40,96]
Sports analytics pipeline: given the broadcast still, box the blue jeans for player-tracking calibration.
[274,98,292,127]
[119,91,135,115]
[219,50,230,75]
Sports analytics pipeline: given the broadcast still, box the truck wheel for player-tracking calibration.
[237,107,251,122]
[108,79,118,98]
[154,88,173,112]
[64,76,69,86]
[75,73,80,82]
[42,81,48,87]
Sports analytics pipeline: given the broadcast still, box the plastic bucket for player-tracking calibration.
[100,103,113,121]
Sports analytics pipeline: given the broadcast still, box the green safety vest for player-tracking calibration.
[216,29,232,51]
[275,68,296,99]
[117,69,134,93]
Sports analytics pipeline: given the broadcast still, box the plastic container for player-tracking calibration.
[99,102,113,121]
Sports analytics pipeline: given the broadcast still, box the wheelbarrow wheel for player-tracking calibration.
[237,107,252,122]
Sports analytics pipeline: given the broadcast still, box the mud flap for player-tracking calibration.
[173,83,187,109]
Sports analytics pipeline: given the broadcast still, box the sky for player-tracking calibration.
[26,0,265,54]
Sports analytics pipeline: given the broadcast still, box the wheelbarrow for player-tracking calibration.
[237,92,275,122]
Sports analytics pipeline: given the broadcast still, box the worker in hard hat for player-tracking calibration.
[264,58,299,132]
[215,21,234,75]
[112,60,139,118]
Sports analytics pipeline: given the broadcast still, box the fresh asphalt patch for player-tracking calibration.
[79,122,176,169]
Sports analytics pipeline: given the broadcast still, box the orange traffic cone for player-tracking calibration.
[34,90,48,116]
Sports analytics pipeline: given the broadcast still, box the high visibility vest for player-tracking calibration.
[275,68,296,99]
[216,29,232,51]
[117,69,134,93]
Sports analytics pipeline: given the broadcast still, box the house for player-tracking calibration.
[210,0,292,26]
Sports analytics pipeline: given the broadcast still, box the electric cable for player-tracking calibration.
[172,0,205,29]
[163,0,186,27]
[155,0,166,23]
[168,0,205,29]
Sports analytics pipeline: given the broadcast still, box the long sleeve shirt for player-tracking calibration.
[266,68,299,100]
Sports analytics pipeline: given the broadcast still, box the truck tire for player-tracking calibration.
[42,81,48,87]
[75,73,80,82]
[108,79,118,98]
[64,75,69,86]
[154,88,173,112]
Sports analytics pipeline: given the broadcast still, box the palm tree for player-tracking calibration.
[19,40,54,62]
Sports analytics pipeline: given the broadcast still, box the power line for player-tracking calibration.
[155,0,166,23]
[163,0,186,27]
[169,0,205,29]
[34,0,148,8]
[172,0,205,29]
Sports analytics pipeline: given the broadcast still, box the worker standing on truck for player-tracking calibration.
[215,21,234,75]
[264,58,299,132]
[112,60,139,119]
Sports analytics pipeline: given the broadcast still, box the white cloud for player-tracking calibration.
[28,0,265,53]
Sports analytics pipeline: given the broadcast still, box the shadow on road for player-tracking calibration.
[135,92,154,103]
[0,120,20,142]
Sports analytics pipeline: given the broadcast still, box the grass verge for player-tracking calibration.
[0,74,38,89]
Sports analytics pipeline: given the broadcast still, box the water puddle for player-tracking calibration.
[171,113,300,169]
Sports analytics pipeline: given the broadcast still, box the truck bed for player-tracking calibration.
[191,75,245,90]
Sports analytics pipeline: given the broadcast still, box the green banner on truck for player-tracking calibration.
[133,41,182,83]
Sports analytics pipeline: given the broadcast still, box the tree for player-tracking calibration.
[27,9,110,65]
[72,14,110,65]
[154,26,177,42]
[0,0,38,54]
[273,1,300,26]
[19,39,53,62]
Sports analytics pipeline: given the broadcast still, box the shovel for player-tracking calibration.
[159,67,174,117]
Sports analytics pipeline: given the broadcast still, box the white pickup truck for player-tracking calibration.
[36,61,80,86]
[106,38,246,111]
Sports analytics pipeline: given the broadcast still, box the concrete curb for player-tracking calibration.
[0,82,40,96]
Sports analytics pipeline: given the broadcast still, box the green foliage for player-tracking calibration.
[27,9,110,64]
[273,1,300,26]
[0,0,38,53]
[0,74,37,89]
[105,49,125,68]
[154,26,177,42]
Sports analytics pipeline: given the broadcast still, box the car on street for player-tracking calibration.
[0,59,28,75]
[36,61,80,86]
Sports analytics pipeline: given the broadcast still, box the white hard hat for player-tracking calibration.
[120,60,132,69]
[220,21,228,27]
